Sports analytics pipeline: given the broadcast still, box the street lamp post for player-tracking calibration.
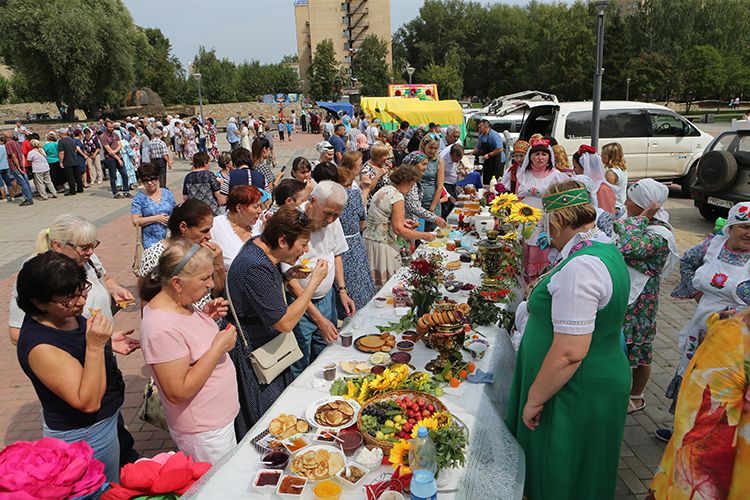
[194,72,204,124]
[626,77,631,101]
[406,64,415,85]
[590,1,608,149]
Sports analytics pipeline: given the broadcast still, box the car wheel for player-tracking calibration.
[679,164,697,197]
[697,150,738,192]
[697,203,724,221]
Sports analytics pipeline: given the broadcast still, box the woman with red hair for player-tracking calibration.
[210,185,264,269]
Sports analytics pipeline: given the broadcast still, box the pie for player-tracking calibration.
[356,333,396,353]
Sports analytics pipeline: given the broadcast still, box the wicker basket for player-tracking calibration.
[357,390,448,453]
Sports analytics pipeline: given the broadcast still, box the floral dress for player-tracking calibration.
[665,234,750,409]
[339,188,376,310]
[614,216,671,367]
[207,124,220,159]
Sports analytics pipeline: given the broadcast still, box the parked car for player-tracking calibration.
[482,95,712,192]
[464,91,558,150]
[690,119,750,220]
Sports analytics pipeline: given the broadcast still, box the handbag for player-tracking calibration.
[132,226,144,276]
[137,378,169,431]
[225,263,302,385]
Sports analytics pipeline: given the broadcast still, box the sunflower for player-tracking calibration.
[507,203,542,224]
[411,416,439,438]
[433,411,453,429]
[389,439,412,473]
[492,192,519,210]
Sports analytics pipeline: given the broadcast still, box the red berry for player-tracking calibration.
[427,404,435,412]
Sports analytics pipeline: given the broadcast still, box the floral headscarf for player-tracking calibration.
[723,202,750,234]
[401,151,428,166]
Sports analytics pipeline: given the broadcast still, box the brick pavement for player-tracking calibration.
[0,133,717,498]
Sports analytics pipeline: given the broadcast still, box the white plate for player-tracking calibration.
[708,196,733,209]
[289,444,346,481]
[305,396,361,431]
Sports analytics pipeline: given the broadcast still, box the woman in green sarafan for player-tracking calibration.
[506,180,631,499]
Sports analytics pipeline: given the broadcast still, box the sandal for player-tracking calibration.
[628,394,646,414]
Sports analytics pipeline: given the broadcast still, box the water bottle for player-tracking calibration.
[409,427,438,500]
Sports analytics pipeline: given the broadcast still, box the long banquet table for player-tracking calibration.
[184,244,525,499]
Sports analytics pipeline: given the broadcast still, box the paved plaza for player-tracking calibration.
[0,130,715,498]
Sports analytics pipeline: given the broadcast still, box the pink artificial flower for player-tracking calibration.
[103,451,211,500]
[0,437,105,499]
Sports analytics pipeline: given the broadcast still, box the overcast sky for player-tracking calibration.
[123,0,534,66]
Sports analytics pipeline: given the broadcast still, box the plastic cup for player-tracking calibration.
[340,332,353,347]
[323,363,336,381]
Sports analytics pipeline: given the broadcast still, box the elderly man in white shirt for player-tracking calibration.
[282,181,356,377]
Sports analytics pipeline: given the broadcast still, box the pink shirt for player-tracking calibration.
[140,306,239,433]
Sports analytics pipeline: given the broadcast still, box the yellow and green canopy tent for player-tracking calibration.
[359,97,466,140]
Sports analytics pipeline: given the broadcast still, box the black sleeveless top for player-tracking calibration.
[17,315,125,431]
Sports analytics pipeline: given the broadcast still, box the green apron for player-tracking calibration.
[506,241,631,500]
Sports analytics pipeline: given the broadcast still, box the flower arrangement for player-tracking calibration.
[0,437,107,499]
[103,451,211,500]
[389,415,467,474]
[331,366,444,403]
[407,253,447,316]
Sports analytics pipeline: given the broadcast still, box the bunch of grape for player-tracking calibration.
[362,402,392,424]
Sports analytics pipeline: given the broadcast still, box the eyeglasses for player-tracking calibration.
[65,240,101,253]
[142,177,159,183]
[50,282,92,308]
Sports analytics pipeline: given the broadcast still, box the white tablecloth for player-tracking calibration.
[184,246,525,500]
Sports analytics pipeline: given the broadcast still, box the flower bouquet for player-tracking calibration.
[388,412,468,474]
[406,253,447,317]
[0,437,107,499]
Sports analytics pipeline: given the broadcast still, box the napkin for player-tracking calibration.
[466,368,494,384]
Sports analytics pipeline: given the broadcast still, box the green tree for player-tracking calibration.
[420,62,463,99]
[351,35,389,96]
[677,45,727,111]
[307,39,345,101]
[0,0,138,117]
[189,47,237,103]
[623,52,673,101]
[137,27,187,105]
[0,75,9,103]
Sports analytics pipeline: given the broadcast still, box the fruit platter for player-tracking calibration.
[357,390,448,452]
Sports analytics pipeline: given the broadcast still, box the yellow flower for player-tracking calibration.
[357,379,370,403]
[433,411,452,429]
[507,203,542,224]
[389,439,412,474]
[410,416,439,438]
[346,380,358,399]
[501,231,517,240]
[492,192,519,209]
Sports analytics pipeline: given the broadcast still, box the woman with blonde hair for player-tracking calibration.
[139,239,238,463]
[9,214,136,346]
[601,142,628,214]
[27,139,57,199]
[418,134,445,221]
[552,144,573,175]
[507,179,630,499]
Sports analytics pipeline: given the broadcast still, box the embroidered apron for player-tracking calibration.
[676,234,750,376]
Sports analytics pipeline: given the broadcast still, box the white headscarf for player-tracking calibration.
[723,202,750,235]
[627,178,670,225]
[627,178,680,279]
[228,117,236,123]
[516,144,557,193]
[571,174,598,208]
[578,151,607,196]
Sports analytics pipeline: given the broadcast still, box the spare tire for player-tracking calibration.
[697,150,737,192]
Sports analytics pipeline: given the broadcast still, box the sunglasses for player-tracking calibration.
[142,177,159,183]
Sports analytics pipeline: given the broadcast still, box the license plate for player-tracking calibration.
[707,197,733,209]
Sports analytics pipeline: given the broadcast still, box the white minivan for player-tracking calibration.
[494,98,712,192]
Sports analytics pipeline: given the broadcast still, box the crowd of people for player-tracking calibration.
[6,107,750,498]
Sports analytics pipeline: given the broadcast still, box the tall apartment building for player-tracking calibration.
[294,0,392,90]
